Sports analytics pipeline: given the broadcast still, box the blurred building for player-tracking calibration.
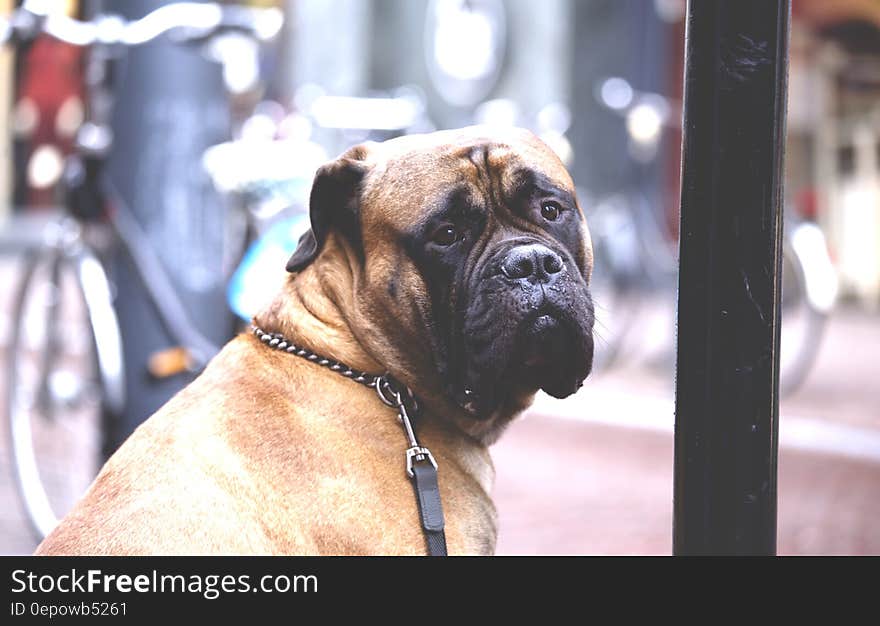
[789,0,880,308]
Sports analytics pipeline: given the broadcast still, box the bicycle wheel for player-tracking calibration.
[5,243,111,539]
[779,240,827,396]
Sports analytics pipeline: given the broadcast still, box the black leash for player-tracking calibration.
[252,326,448,556]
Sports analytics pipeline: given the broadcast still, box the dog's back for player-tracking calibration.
[36,336,292,554]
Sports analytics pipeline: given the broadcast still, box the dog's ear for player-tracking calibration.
[286,144,372,273]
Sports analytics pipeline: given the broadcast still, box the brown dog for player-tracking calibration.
[36,126,594,555]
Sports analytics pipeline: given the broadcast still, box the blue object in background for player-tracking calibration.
[227,214,311,321]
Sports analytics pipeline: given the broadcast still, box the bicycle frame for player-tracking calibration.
[4,1,284,369]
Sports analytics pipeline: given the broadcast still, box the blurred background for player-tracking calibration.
[0,0,878,555]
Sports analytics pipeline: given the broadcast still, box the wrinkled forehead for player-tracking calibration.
[361,128,576,222]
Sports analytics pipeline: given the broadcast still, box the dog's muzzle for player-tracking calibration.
[456,240,594,416]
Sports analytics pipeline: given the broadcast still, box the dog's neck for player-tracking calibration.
[253,250,384,377]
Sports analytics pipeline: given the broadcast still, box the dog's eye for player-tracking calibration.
[541,201,562,222]
[430,224,461,246]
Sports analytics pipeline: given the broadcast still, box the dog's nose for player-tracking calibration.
[500,244,564,282]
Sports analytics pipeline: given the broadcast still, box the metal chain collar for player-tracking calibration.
[251,325,436,476]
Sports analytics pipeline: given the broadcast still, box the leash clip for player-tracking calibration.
[374,374,417,413]
[406,446,437,478]
[374,375,437,479]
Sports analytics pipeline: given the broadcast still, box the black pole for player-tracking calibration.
[673,0,790,555]
[104,0,237,448]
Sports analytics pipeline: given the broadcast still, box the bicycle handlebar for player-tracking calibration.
[1,2,283,48]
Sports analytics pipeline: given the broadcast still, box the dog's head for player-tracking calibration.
[288,126,594,437]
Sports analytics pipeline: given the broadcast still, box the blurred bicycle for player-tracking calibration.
[1,1,282,539]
